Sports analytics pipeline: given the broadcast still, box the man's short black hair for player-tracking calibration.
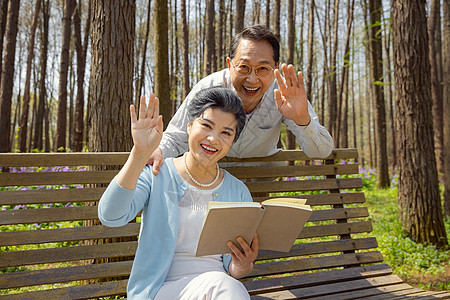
[187,87,246,143]
[229,25,280,64]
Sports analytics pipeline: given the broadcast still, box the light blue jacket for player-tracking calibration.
[98,158,253,299]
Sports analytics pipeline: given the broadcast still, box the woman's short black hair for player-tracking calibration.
[229,25,280,64]
[187,87,246,143]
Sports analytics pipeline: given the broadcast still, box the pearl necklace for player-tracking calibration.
[184,153,220,188]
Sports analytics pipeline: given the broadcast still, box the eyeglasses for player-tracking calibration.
[230,62,275,78]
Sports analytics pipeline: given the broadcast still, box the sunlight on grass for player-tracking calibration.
[364,177,450,291]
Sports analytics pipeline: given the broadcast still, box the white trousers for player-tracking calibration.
[154,271,250,300]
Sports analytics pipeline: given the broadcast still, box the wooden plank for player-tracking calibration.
[299,221,373,238]
[0,261,133,289]
[313,283,418,300]
[253,193,366,206]
[256,237,378,260]
[0,205,367,226]
[0,188,105,205]
[247,252,384,278]
[0,206,101,225]
[0,241,138,268]
[244,264,393,295]
[0,280,128,300]
[250,275,404,299]
[0,152,129,167]
[221,148,359,162]
[360,286,430,300]
[0,149,358,168]
[0,170,118,187]
[0,223,140,247]
[245,178,363,193]
[225,164,359,179]
[308,207,369,222]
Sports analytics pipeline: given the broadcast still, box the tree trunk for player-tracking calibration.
[89,0,134,152]
[368,0,389,188]
[218,0,225,69]
[428,0,444,174]
[252,0,260,25]
[306,0,315,104]
[228,0,233,50]
[34,0,49,151]
[0,0,9,88]
[337,0,354,149]
[285,0,295,155]
[203,0,215,77]
[181,0,190,99]
[136,0,151,109]
[443,0,450,217]
[154,0,171,127]
[273,0,280,41]
[55,0,75,151]
[0,0,20,153]
[73,0,91,152]
[327,0,339,146]
[235,0,245,33]
[383,13,397,169]
[17,0,41,153]
[265,0,270,29]
[392,0,448,248]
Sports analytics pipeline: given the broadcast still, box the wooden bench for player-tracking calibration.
[1,149,449,299]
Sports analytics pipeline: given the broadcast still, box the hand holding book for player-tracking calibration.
[196,198,312,256]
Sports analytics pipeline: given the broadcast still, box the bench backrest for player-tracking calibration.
[0,149,382,299]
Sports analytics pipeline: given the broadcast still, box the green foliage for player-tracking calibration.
[364,182,450,291]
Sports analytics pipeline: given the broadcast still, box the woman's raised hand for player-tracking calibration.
[130,94,163,156]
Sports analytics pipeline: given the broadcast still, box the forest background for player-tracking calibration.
[0,0,449,259]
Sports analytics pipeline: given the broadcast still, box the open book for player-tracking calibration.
[195,198,312,256]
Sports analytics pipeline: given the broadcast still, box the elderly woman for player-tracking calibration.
[98,87,259,300]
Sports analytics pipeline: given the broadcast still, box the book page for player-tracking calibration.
[262,197,310,209]
[195,202,265,256]
[256,202,312,252]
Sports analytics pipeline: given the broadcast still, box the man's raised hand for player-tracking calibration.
[274,63,311,126]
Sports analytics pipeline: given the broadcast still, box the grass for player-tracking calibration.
[364,182,450,291]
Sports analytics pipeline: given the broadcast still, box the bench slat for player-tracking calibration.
[0,221,372,247]
[0,241,138,268]
[0,189,366,207]
[357,286,430,300]
[0,261,133,289]
[253,192,366,206]
[300,221,373,238]
[248,252,384,278]
[315,282,422,300]
[0,206,99,225]
[0,223,140,247]
[1,238,379,269]
[256,237,378,260]
[244,263,393,295]
[250,274,404,299]
[0,188,105,205]
[245,178,363,193]
[0,206,368,226]
[0,149,358,168]
[0,280,128,300]
[0,221,371,248]
[0,152,129,167]
[226,164,359,179]
[220,149,359,162]
[308,207,369,222]
[0,170,118,187]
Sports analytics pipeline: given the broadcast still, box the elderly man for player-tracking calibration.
[149,25,333,175]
